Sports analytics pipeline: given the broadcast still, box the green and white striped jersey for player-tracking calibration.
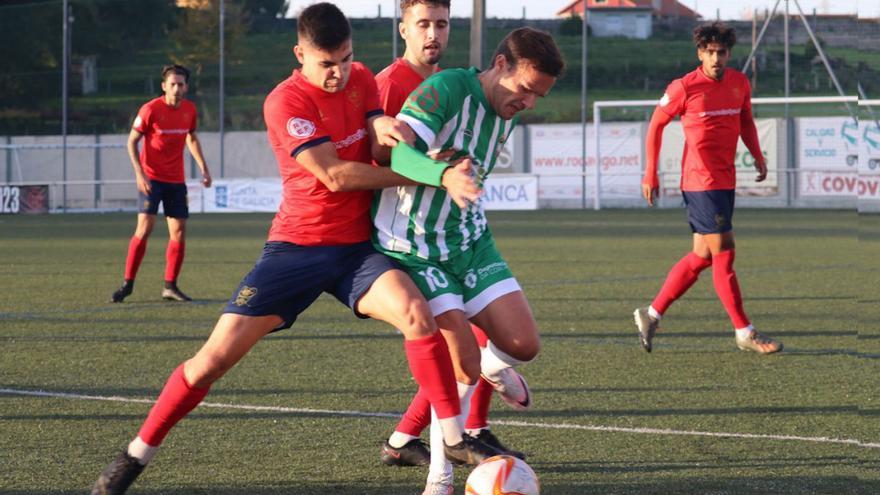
[372,68,515,261]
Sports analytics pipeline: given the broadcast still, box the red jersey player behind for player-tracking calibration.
[635,22,782,355]
[92,4,499,495]
[375,0,529,480]
[110,64,211,303]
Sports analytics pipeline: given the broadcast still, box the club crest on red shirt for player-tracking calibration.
[287,117,316,138]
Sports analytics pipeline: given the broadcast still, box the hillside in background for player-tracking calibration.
[1,6,876,135]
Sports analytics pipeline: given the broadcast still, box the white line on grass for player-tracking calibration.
[3,387,877,449]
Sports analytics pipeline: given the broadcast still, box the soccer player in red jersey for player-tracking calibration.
[375,0,528,477]
[92,4,499,494]
[110,64,211,303]
[635,22,783,355]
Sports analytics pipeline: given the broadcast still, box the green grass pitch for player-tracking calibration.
[0,209,875,494]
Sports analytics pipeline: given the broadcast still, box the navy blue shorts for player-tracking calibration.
[223,241,401,330]
[682,189,735,234]
[139,180,189,218]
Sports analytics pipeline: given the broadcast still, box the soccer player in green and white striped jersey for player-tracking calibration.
[372,27,564,494]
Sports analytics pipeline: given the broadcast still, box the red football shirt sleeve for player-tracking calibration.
[739,79,763,163]
[657,80,686,118]
[189,104,198,132]
[377,77,407,118]
[133,104,151,133]
[360,66,383,119]
[264,92,332,158]
[643,107,675,188]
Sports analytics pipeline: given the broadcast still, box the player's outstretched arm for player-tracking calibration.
[369,115,416,164]
[297,141,413,191]
[391,142,480,208]
[739,99,767,182]
[126,128,151,195]
[186,131,212,187]
[643,108,674,206]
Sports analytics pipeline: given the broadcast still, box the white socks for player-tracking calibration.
[428,381,476,484]
[127,436,157,466]
[388,431,418,449]
[480,341,525,382]
[648,306,662,321]
[735,325,755,339]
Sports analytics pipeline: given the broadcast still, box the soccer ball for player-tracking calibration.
[465,455,539,495]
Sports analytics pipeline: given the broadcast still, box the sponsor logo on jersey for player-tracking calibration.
[660,93,671,106]
[409,86,440,114]
[287,117,316,138]
[464,270,477,289]
[698,108,741,118]
[235,286,258,306]
[335,128,367,150]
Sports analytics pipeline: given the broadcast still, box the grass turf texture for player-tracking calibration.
[0,209,875,494]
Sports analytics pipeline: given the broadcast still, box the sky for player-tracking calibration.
[286,0,878,20]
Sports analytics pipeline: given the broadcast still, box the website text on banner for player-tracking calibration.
[798,116,865,198]
[529,123,643,200]
[186,176,537,213]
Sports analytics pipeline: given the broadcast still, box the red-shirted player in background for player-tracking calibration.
[92,4,499,494]
[634,22,782,355]
[375,1,529,481]
[110,64,211,303]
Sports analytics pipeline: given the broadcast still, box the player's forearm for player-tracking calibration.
[126,141,146,178]
[643,110,671,187]
[390,142,450,187]
[324,159,415,191]
[187,137,209,174]
[740,115,764,164]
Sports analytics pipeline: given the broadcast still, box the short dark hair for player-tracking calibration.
[491,27,564,78]
[400,0,451,13]
[162,64,190,83]
[297,2,351,51]
[693,21,736,49]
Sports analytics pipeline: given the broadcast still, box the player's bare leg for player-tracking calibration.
[356,270,498,465]
[694,232,782,354]
[110,213,156,303]
[162,217,191,301]
[92,313,281,495]
[471,291,538,410]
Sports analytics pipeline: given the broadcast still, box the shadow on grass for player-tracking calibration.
[2,475,874,495]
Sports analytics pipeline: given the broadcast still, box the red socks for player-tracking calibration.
[164,240,185,283]
[712,250,751,329]
[403,332,460,420]
[138,363,210,447]
[651,252,712,315]
[396,388,431,436]
[124,235,148,281]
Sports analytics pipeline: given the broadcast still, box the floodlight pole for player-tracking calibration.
[579,1,591,210]
[392,2,399,61]
[62,0,70,212]
[219,0,225,178]
[470,0,485,68]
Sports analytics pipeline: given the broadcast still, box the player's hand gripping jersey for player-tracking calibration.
[264,63,383,246]
[654,67,757,192]
[133,97,197,183]
[372,68,515,261]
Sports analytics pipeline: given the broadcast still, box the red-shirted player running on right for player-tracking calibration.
[635,22,783,355]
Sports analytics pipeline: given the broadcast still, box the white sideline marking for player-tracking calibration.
[2,387,877,449]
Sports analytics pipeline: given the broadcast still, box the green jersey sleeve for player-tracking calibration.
[396,71,463,152]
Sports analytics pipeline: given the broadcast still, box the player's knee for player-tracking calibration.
[506,336,540,363]
[186,353,233,388]
[396,297,436,339]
